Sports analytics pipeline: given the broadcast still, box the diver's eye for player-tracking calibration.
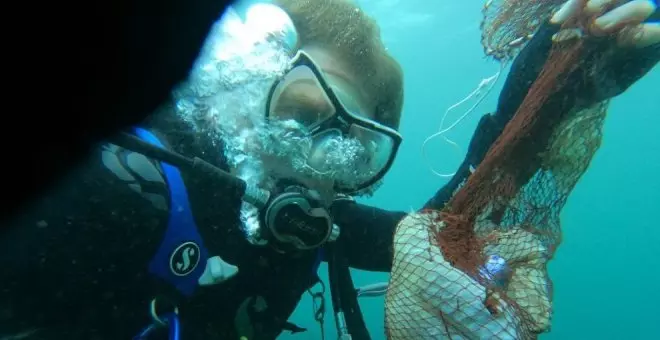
[273,105,329,128]
[271,82,335,127]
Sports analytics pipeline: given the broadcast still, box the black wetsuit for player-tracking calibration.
[0,23,657,340]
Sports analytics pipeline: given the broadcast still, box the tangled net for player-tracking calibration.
[386,0,617,338]
[481,0,567,62]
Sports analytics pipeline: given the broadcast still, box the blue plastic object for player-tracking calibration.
[479,254,511,288]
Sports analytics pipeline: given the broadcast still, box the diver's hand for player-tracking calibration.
[551,0,660,48]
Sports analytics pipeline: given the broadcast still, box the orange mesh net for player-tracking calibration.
[385,1,615,338]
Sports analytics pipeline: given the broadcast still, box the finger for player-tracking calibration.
[593,0,657,34]
[551,0,586,25]
[584,0,619,16]
[617,22,660,48]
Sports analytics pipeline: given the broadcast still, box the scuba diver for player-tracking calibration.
[0,1,657,340]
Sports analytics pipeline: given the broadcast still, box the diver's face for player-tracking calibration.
[177,27,399,203]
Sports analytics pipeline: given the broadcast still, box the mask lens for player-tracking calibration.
[268,66,336,128]
[347,124,396,183]
[305,126,396,191]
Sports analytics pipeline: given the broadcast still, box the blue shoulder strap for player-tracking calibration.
[134,128,209,297]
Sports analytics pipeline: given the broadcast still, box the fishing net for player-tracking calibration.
[385,0,616,338]
[480,0,567,62]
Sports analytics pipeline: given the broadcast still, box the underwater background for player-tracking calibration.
[276,0,660,339]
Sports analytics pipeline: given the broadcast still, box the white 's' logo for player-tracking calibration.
[169,241,201,276]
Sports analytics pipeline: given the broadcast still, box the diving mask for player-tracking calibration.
[265,50,402,193]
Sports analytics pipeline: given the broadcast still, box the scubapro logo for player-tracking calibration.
[169,241,201,276]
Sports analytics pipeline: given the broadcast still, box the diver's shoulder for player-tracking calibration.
[100,142,171,211]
